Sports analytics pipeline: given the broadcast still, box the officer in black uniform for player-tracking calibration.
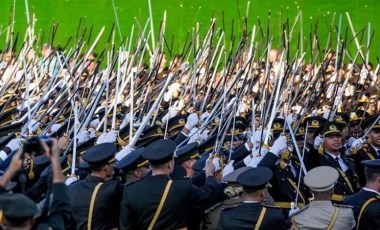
[351,114,380,186]
[313,121,360,201]
[119,139,218,230]
[68,143,123,230]
[343,159,380,230]
[217,167,287,229]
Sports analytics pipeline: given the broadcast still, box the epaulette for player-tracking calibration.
[333,203,354,209]
[289,205,310,217]
[263,204,283,209]
[220,204,241,212]
[204,202,223,214]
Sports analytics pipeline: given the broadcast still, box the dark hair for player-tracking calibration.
[365,170,380,183]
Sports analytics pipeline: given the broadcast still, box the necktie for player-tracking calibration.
[377,150,380,158]
[335,157,342,170]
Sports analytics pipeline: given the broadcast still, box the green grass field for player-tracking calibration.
[1,0,379,63]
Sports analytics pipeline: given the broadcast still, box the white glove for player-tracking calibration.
[65,176,79,186]
[77,130,90,144]
[103,130,118,143]
[346,137,357,148]
[88,128,97,138]
[222,160,234,177]
[247,156,264,167]
[313,135,323,149]
[50,124,62,134]
[96,132,108,144]
[243,155,253,166]
[89,118,100,128]
[188,127,200,144]
[201,112,210,122]
[259,146,269,157]
[6,138,24,152]
[351,138,363,149]
[115,145,135,161]
[269,136,288,156]
[200,129,210,141]
[120,113,132,129]
[212,157,221,171]
[28,119,40,133]
[185,113,199,130]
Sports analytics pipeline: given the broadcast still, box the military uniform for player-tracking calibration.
[217,167,287,230]
[202,197,242,230]
[68,143,123,230]
[258,152,311,208]
[290,166,355,230]
[218,202,286,230]
[317,152,360,196]
[344,189,380,230]
[343,160,380,230]
[119,139,218,230]
[290,201,355,229]
[353,144,380,186]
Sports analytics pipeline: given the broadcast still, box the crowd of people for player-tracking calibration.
[0,12,379,230]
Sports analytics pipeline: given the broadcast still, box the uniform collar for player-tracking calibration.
[363,187,380,197]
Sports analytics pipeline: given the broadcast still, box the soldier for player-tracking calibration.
[257,136,312,210]
[350,114,380,186]
[217,167,287,229]
[290,166,355,229]
[0,138,71,229]
[343,160,380,230]
[68,143,123,230]
[202,166,250,229]
[174,142,200,177]
[119,139,218,229]
[115,147,151,185]
[312,121,360,200]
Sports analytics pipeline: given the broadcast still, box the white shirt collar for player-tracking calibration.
[243,201,260,203]
[370,144,380,153]
[325,151,340,159]
[363,187,380,196]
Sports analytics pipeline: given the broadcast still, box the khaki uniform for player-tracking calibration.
[291,201,355,230]
[202,197,242,230]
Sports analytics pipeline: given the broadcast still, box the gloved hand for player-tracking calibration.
[222,160,234,177]
[89,118,100,128]
[96,132,108,144]
[88,128,97,138]
[212,157,221,171]
[313,135,323,149]
[185,113,199,130]
[269,136,288,156]
[188,127,200,144]
[115,145,135,161]
[28,119,40,133]
[247,156,264,167]
[104,130,118,143]
[243,154,253,166]
[77,130,90,144]
[6,138,24,152]
[200,129,210,141]
[346,137,356,148]
[50,124,62,134]
[351,138,364,150]
[65,176,79,186]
